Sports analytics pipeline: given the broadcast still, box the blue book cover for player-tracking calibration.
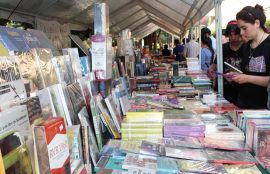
[157,157,179,174]
[105,157,125,170]
[120,77,130,98]
[80,56,90,76]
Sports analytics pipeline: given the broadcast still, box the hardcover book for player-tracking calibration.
[33,117,71,174]
[105,95,122,133]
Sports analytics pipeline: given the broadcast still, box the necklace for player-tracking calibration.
[249,32,265,59]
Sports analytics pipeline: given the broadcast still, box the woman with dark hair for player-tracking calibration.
[201,35,214,71]
[227,4,270,109]
[208,20,244,104]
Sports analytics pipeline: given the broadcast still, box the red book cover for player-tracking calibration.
[34,117,70,174]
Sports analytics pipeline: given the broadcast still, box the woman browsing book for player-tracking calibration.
[226,4,270,109]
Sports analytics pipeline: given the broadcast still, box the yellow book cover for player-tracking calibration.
[121,118,163,129]
[119,140,142,153]
[103,112,121,138]
[0,42,8,56]
[126,112,163,122]
[121,128,163,134]
[0,150,5,174]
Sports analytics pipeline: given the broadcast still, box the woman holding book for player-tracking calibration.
[226,4,270,109]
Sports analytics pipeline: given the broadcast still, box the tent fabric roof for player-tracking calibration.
[0,0,215,38]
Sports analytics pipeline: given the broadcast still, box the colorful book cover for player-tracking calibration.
[78,107,100,166]
[178,159,227,174]
[12,51,44,94]
[126,112,163,122]
[90,97,104,150]
[0,41,8,56]
[78,77,91,112]
[105,95,122,133]
[165,147,208,161]
[19,96,42,125]
[31,48,58,87]
[62,48,82,80]
[205,149,258,164]
[67,125,83,171]
[254,126,270,157]
[99,145,126,158]
[140,141,165,156]
[119,141,141,154]
[0,105,33,174]
[157,157,178,174]
[163,137,203,149]
[33,117,70,174]
[96,94,121,138]
[96,168,126,174]
[127,167,156,174]
[0,56,26,110]
[105,157,125,170]
[80,56,90,76]
[122,153,157,171]
[95,156,110,172]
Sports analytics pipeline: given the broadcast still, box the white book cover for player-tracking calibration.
[34,88,56,118]
[0,56,26,110]
[62,48,82,80]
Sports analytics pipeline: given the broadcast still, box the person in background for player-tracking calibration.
[227,4,270,109]
[208,20,244,104]
[162,44,171,56]
[201,35,214,71]
[201,27,217,51]
[173,39,185,62]
[184,33,200,58]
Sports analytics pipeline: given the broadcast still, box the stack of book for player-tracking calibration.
[121,111,163,141]
[135,76,160,91]
[164,112,205,138]
[192,76,212,90]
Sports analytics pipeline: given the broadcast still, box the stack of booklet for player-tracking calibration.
[121,111,164,141]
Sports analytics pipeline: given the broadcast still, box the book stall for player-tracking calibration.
[0,1,270,174]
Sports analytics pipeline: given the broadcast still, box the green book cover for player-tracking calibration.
[105,157,125,171]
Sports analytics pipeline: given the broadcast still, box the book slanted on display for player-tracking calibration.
[0,105,33,174]
[122,153,157,172]
[33,117,71,174]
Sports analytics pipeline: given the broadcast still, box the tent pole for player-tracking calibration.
[214,0,223,96]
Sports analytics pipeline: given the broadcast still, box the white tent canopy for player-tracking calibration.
[0,0,215,36]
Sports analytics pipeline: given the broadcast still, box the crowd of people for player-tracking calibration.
[157,4,270,110]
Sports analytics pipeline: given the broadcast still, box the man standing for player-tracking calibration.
[173,39,185,62]
[184,34,200,58]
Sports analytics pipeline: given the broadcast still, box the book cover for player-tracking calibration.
[105,95,122,133]
[0,105,33,174]
[35,87,56,118]
[178,159,227,174]
[78,107,100,166]
[126,112,163,123]
[66,82,85,125]
[164,137,203,149]
[96,168,126,174]
[78,77,91,112]
[80,56,90,76]
[122,153,157,171]
[115,84,130,116]
[205,149,258,164]
[140,141,165,156]
[49,83,75,126]
[80,126,92,173]
[157,157,178,174]
[62,48,82,80]
[0,56,26,110]
[119,141,141,154]
[31,48,58,87]
[99,145,126,158]
[19,96,42,125]
[224,164,261,174]
[165,147,208,161]
[96,94,121,138]
[90,97,104,151]
[33,117,71,174]
[67,125,83,171]
[254,126,270,157]
[127,167,156,174]
[95,156,110,172]
[105,157,125,170]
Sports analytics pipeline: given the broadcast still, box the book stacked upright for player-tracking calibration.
[121,111,163,141]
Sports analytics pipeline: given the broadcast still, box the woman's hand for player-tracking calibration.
[231,73,249,84]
